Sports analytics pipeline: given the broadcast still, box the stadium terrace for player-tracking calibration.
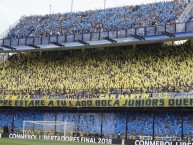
[2,0,193,144]
[4,1,188,39]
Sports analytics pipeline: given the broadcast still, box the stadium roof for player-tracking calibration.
[0,31,192,53]
[0,20,192,53]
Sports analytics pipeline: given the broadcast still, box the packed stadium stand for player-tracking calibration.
[0,42,192,95]
[1,0,193,143]
[0,110,193,140]
[6,0,187,38]
[0,41,193,140]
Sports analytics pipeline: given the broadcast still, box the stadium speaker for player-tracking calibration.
[3,126,9,133]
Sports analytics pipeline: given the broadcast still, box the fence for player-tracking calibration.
[0,85,192,96]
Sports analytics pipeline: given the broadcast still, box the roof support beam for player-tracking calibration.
[74,40,89,46]
[1,45,16,50]
[26,44,41,49]
[161,31,175,38]
[103,37,117,43]
[50,42,65,47]
[131,34,145,41]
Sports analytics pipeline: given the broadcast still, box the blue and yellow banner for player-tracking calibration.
[0,97,193,107]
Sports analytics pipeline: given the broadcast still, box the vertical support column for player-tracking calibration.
[12,110,15,133]
[10,38,12,46]
[33,37,35,45]
[164,24,166,32]
[125,109,128,139]
[73,34,75,42]
[18,38,19,46]
[101,112,103,138]
[25,38,27,45]
[55,112,57,135]
[116,30,118,38]
[33,111,36,134]
[125,29,128,38]
[41,37,43,45]
[153,109,155,140]
[181,109,184,141]
[77,109,80,137]
[48,36,51,44]
[81,33,84,41]
[90,32,92,41]
[65,34,67,43]
[56,36,59,43]
[155,26,157,35]
[144,27,147,36]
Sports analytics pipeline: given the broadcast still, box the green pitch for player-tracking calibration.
[0,138,115,145]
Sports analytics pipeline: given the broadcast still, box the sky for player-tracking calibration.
[0,0,170,37]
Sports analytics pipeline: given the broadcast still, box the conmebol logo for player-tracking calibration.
[135,140,193,145]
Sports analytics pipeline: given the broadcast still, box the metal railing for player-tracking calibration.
[177,0,193,23]
[1,21,193,47]
[0,86,193,96]
[0,20,20,39]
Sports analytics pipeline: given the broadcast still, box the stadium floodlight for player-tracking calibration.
[23,121,76,137]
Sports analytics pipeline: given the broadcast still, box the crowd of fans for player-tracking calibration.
[0,110,192,140]
[1,0,193,141]
[6,0,187,39]
[154,112,181,137]
[0,42,193,95]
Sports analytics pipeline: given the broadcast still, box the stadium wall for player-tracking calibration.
[0,133,193,145]
[0,108,193,141]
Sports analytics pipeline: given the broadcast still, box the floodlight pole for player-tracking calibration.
[104,0,106,9]
[71,0,74,12]
[50,5,51,14]
[103,0,107,30]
